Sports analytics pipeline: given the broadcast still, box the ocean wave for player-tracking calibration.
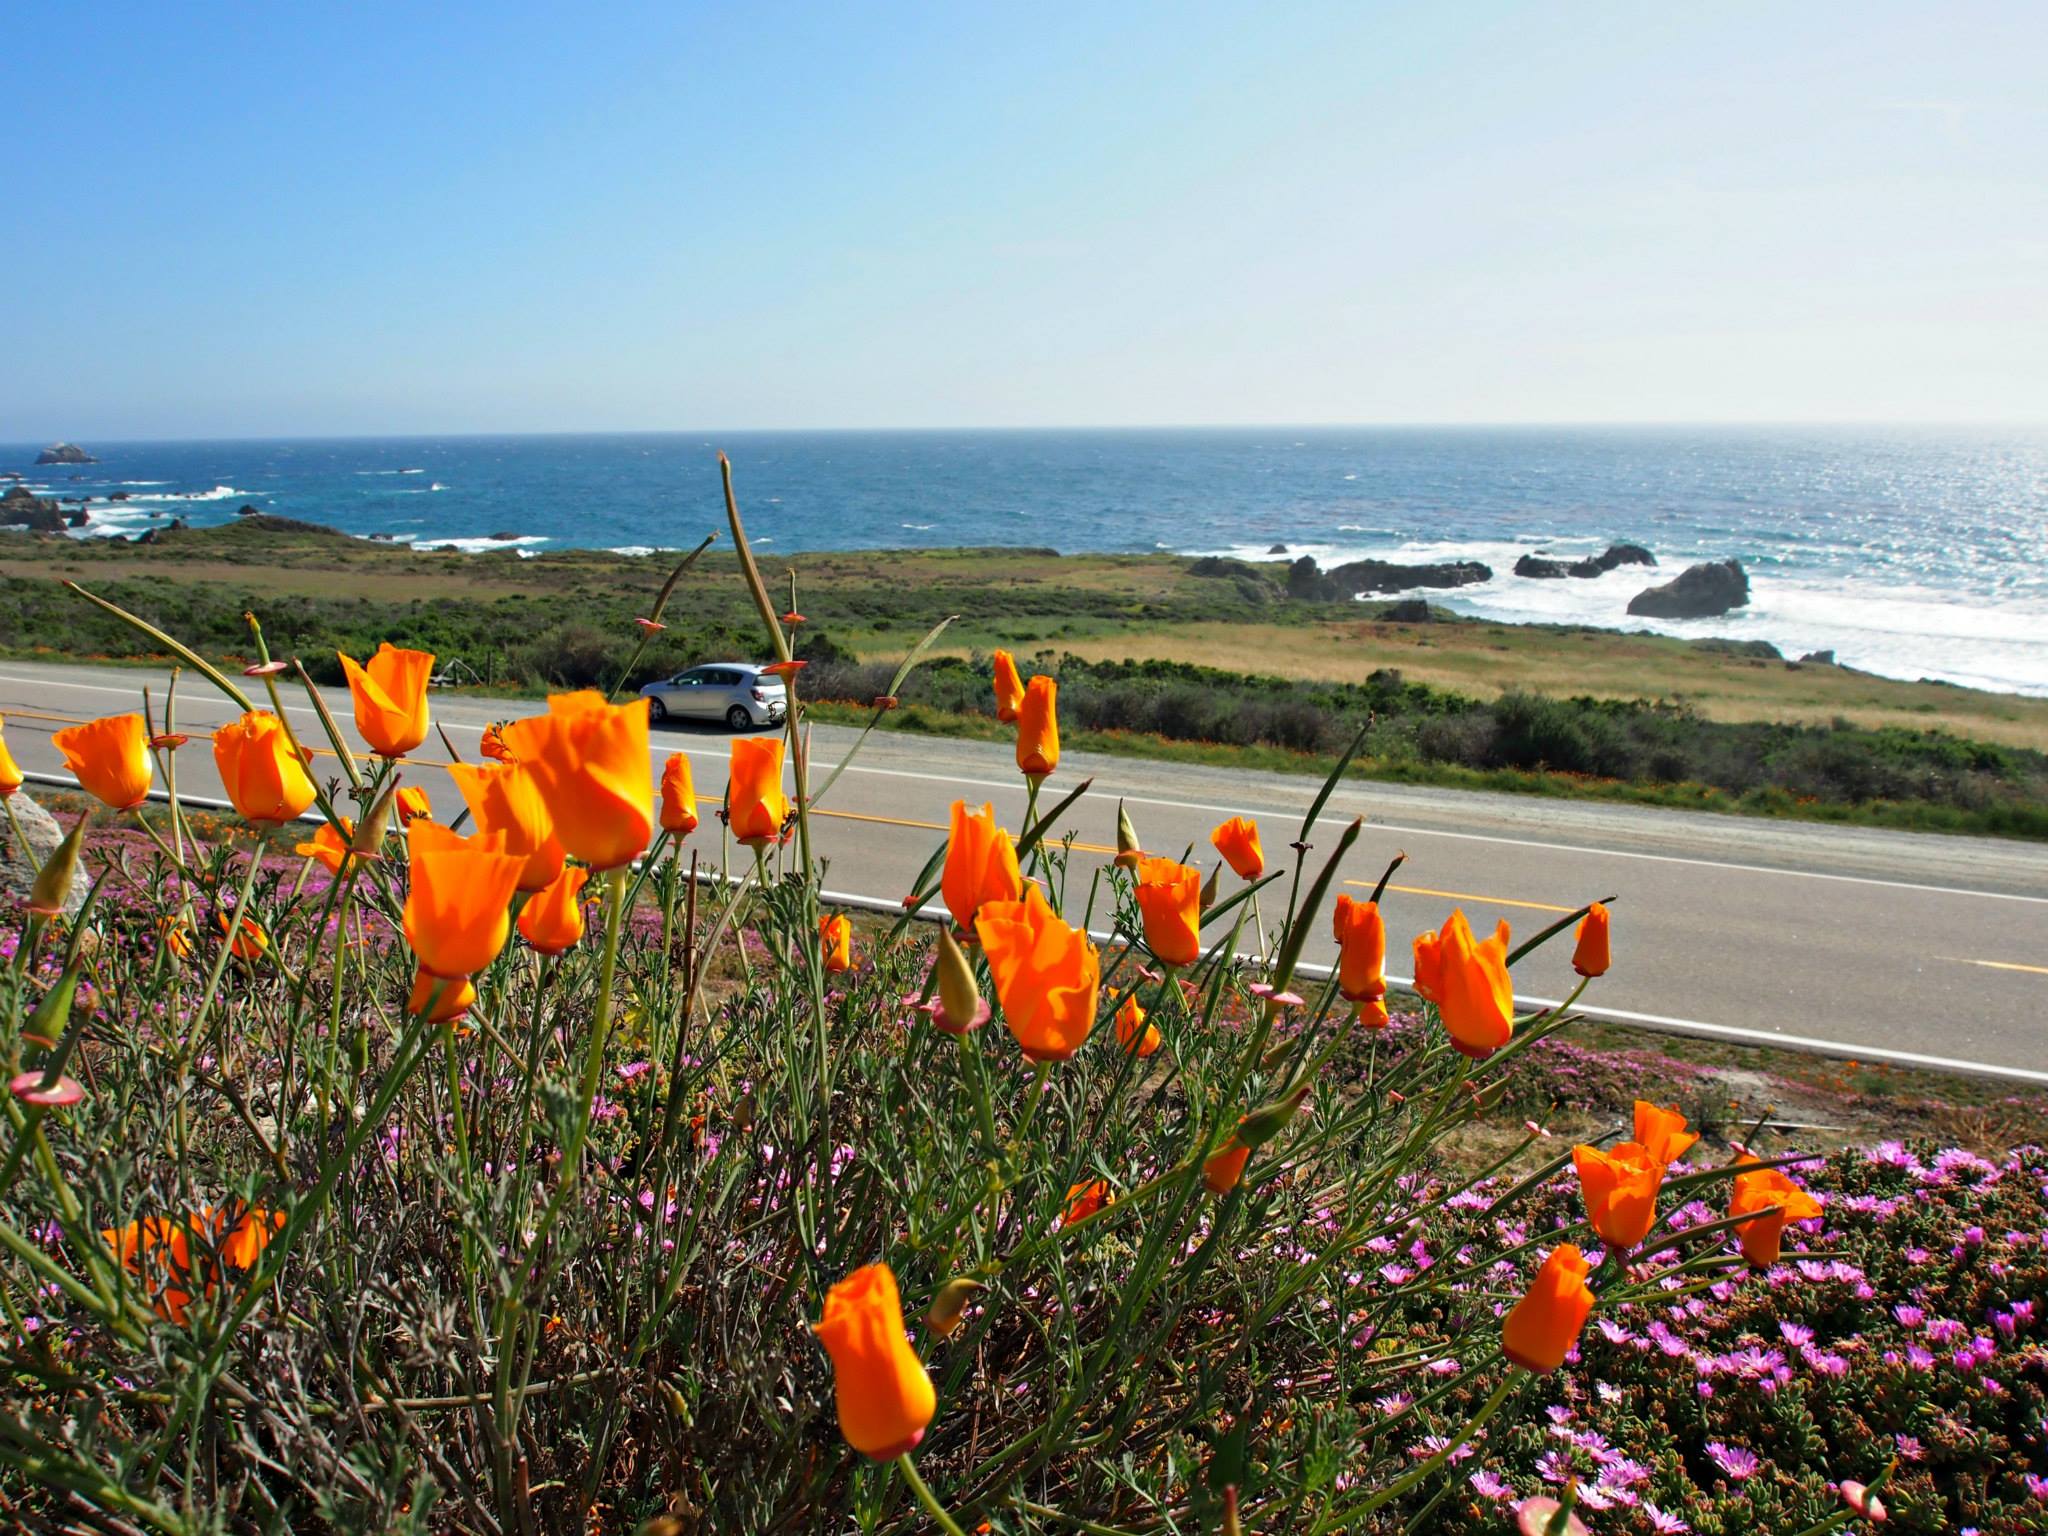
[901,522,934,530]
[411,534,550,553]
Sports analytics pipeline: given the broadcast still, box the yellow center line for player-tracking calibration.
[1346,878,1573,915]
[1939,955,2048,977]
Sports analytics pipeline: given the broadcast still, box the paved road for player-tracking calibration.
[3,658,2044,1082]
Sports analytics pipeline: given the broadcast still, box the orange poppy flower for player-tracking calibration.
[337,643,433,758]
[941,800,1022,934]
[53,712,153,810]
[218,912,268,961]
[394,786,434,825]
[1062,1179,1111,1224]
[660,752,698,836]
[407,967,478,1023]
[402,820,524,980]
[1571,1140,1665,1251]
[1015,675,1058,779]
[1203,1138,1252,1196]
[820,912,852,973]
[1633,1101,1699,1167]
[814,1264,936,1460]
[517,865,590,955]
[102,1205,282,1325]
[1501,1244,1595,1373]
[992,650,1024,723]
[1356,997,1390,1030]
[480,722,514,762]
[1728,1156,1824,1268]
[1134,855,1202,968]
[518,691,654,871]
[1331,894,1386,1004]
[1209,816,1264,880]
[212,710,316,824]
[1572,901,1611,977]
[974,883,1100,1063]
[294,818,355,876]
[448,761,564,892]
[156,915,193,960]
[726,735,789,849]
[1423,909,1515,1060]
[0,716,24,798]
[1114,994,1160,1057]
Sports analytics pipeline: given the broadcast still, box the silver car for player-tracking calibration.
[640,662,788,730]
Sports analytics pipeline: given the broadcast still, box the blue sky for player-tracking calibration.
[8,2,2045,436]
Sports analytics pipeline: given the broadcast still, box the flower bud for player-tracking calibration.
[933,927,986,1036]
[1235,1084,1311,1149]
[28,818,87,917]
[349,780,401,859]
[1114,800,1141,870]
[1200,861,1220,911]
[926,1276,984,1337]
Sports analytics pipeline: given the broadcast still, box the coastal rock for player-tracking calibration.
[1188,555,1260,579]
[1515,543,1657,580]
[1800,649,1835,665]
[1627,559,1749,619]
[225,513,345,537]
[1379,598,1436,622]
[486,530,524,541]
[234,503,262,516]
[34,442,96,466]
[65,509,90,528]
[1287,554,1490,599]
[0,795,82,917]
[0,484,69,532]
[1267,543,1289,554]
[108,490,132,502]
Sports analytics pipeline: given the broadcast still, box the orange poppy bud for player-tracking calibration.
[1115,800,1143,870]
[0,716,23,797]
[1015,675,1058,779]
[660,752,698,836]
[1062,1179,1111,1224]
[1332,894,1386,1003]
[156,915,193,960]
[992,650,1024,723]
[517,864,590,955]
[1210,816,1264,881]
[975,883,1100,1063]
[407,967,478,1023]
[1203,1138,1251,1196]
[518,691,654,871]
[942,800,1022,934]
[1114,994,1161,1057]
[1425,909,1515,1060]
[218,912,268,961]
[211,710,316,824]
[1572,901,1610,978]
[394,786,434,825]
[1502,1243,1595,1373]
[402,820,524,980]
[813,1264,936,1460]
[336,643,433,758]
[932,927,988,1036]
[52,712,153,811]
[1133,855,1202,968]
[925,1276,983,1338]
[1632,1100,1699,1167]
[1571,1141,1665,1251]
[820,912,852,973]
[1728,1156,1824,1268]
[448,762,564,892]
[726,735,790,849]
[294,818,355,876]
[1410,926,1443,1004]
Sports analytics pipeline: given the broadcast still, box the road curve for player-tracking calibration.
[2,658,2043,1081]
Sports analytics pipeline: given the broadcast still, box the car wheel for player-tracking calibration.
[726,704,753,730]
[648,697,668,722]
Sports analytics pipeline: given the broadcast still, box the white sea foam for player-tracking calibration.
[901,522,934,530]
[411,534,550,553]
[1204,534,2048,696]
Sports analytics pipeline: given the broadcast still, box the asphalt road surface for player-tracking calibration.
[3,658,2044,1082]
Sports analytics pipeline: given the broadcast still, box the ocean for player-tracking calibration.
[8,426,2046,697]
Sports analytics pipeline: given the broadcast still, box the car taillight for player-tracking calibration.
[752,688,768,701]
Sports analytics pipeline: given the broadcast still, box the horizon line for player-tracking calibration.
[10,415,2048,449]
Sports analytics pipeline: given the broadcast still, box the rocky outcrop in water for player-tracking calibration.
[0,484,68,532]
[1286,554,1490,601]
[1628,559,1749,618]
[1515,543,1657,580]
[34,442,96,465]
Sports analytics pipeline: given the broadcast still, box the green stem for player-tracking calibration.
[896,1454,970,1536]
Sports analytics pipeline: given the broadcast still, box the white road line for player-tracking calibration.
[8,670,2045,906]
